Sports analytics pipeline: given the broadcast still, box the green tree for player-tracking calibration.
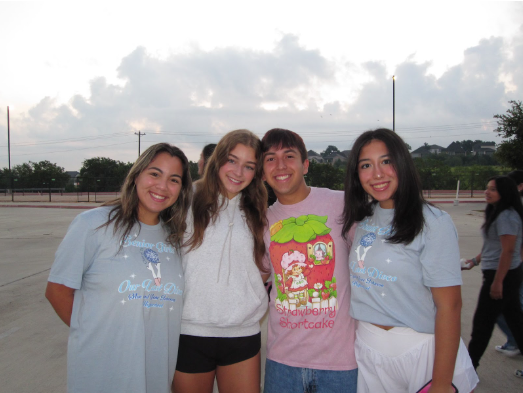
[305,161,345,190]
[494,100,523,169]
[413,158,456,190]
[189,161,199,182]
[79,157,133,191]
[0,168,12,189]
[8,161,70,189]
[321,145,340,158]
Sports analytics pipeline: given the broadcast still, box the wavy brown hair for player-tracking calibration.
[187,129,268,271]
[102,143,192,249]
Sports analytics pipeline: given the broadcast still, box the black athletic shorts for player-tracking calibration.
[175,333,261,373]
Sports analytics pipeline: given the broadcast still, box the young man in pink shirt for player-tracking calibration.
[261,128,358,392]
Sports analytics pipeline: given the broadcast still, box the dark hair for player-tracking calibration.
[341,128,426,244]
[102,143,192,249]
[188,129,268,271]
[202,143,217,169]
[508,170,523,196]
[482,176,523,234]
[261,128,308,162]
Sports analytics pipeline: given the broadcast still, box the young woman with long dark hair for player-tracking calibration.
[464,176,523,376]
[46,143,192,393]
[172,129,268,393]
[342,128,478,393]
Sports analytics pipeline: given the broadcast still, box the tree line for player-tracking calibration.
[1,100,521,192]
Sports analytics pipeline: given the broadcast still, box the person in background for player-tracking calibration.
[343,128,477,393]
[46,143,192,393]
[463,176,523,379]
[494,170,523,359]
[197,143,217,177]
[261,128,358,393]
[172,130,268,393]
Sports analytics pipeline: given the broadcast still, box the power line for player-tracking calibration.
[0,131,130,147]
[0,121,502,159]
[1,141,136,157]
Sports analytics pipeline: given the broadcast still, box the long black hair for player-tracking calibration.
[483,176,523,234]
[341,128,427,244]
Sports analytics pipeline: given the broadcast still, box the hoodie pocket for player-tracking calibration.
[182,264,267,327]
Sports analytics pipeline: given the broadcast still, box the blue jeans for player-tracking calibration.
[263,359,357,393]
[496,270,523,348]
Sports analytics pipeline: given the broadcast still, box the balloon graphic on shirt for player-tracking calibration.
[356,232,376,269]
[144,249,160,264]
[360,232,376,247]
[141,248,162,286]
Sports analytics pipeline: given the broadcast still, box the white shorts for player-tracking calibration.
[355,321,479,393]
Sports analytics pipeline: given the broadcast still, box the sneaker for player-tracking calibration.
[495,344,520,357]
[515,369,523,378]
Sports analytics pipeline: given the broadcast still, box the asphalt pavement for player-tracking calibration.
[0,201,521,392]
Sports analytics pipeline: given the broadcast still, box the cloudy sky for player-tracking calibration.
[1,1,522,171]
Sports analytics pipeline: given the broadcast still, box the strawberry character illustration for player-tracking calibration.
[281,250,313,306]
[270,214,337,310]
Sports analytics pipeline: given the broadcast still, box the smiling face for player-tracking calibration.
[485,179,501,205]
[357,139,398,209]
[218,143,257,199]
[291,264,303,276]
[262,146,310,205]
[135,152,184,225]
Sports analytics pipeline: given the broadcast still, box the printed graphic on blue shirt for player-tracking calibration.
[350,218,397,292]
[117,234,183,309]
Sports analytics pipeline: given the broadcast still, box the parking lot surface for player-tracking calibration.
[0,203,521,392]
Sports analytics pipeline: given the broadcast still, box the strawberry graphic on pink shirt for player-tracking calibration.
[269,215,337,309]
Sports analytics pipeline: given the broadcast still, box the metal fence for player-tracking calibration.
[0,176,123,203]
[0,168,511,203]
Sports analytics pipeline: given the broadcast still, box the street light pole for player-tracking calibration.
[7,106,10,172]
[7,106,13,201]
[392,76,396,132]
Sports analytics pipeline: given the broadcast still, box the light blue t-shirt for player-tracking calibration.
[481,208,522,270]
[349,204,462,334]
[48,206,184,393]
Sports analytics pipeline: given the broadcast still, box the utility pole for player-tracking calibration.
[135,131,146,157]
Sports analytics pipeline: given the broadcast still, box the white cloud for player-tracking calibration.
[1,2,522,170]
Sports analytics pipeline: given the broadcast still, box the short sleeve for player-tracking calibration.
[419,212,462,288]
[48,212,101,289]
[496,210,520,237]
[262,226,272,273]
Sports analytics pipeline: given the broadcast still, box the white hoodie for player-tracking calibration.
[181,194,268,337]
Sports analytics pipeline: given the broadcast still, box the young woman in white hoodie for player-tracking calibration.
[172,129,268,393]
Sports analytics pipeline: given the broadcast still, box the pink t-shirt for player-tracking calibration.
[264,187,357,370]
